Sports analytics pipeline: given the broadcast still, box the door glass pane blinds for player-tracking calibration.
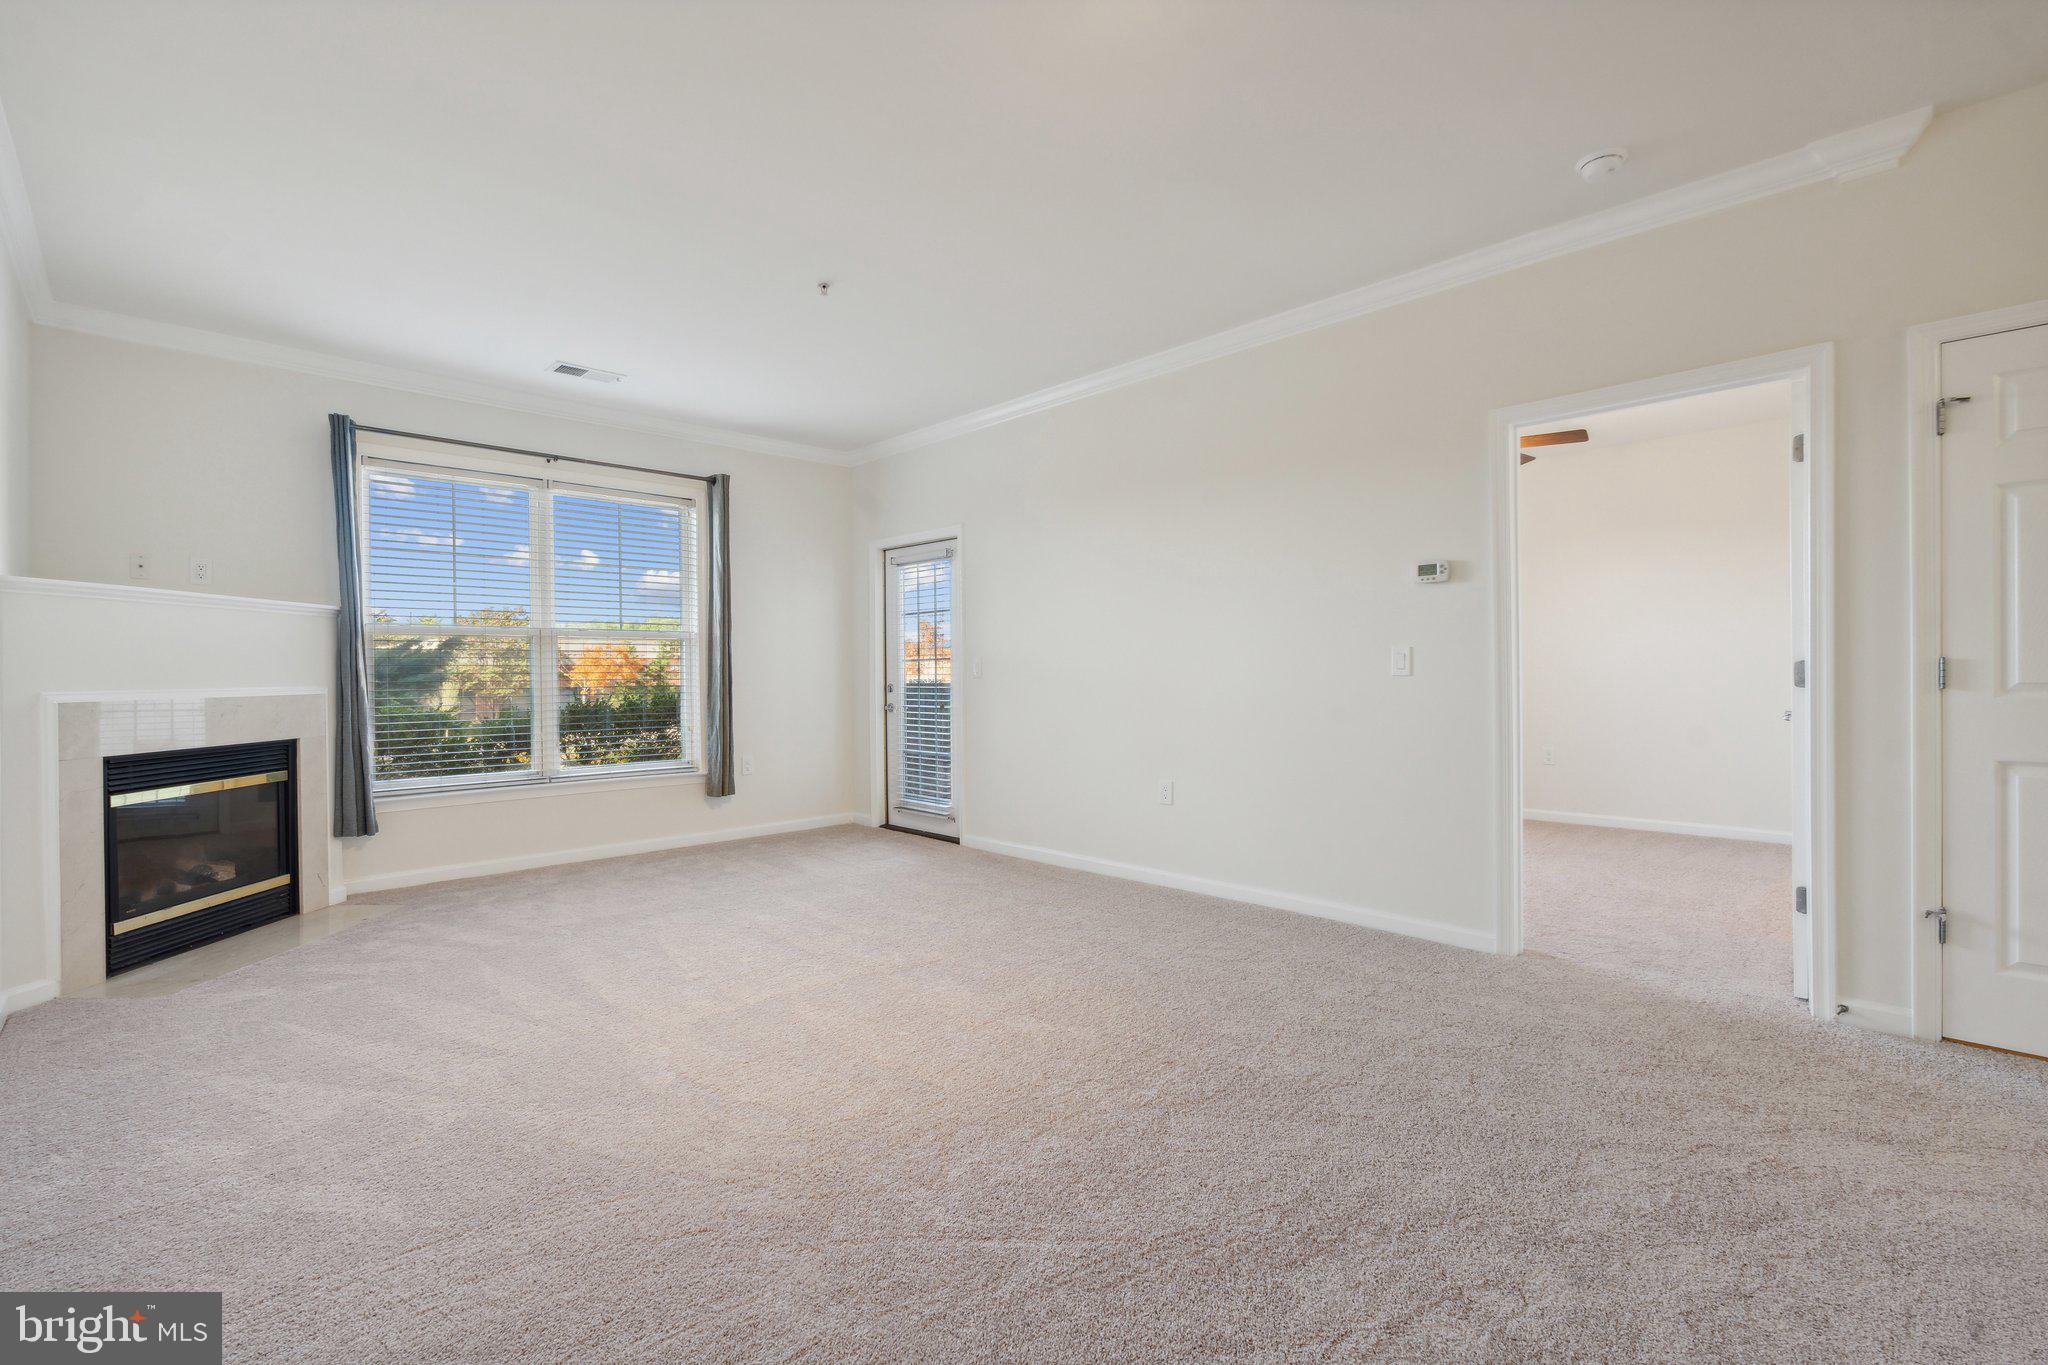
[362,458,699,789]
[893,546,954,812]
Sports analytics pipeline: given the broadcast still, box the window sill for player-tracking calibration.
[373,768,705,813]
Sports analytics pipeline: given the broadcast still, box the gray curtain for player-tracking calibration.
[329,414,379,837]
[704,473,736,796]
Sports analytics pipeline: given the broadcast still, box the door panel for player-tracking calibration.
[885,540,957,837]
[2000,762,2048,977]
[2003,479,2048,691]
[1942,323,2048,1055]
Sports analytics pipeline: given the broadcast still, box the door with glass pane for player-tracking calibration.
[885,540,958,838]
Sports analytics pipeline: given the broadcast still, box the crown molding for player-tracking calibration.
[0,93,55,316]
[0,96,852,467]
[34,299,855,464]
[854,104,1934,462]
[4,78,1932,470]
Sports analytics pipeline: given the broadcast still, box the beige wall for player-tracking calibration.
[855,81,2048,1017]
[0,262,25,575]
[1520,420,1793,840]
[7,332,865,995]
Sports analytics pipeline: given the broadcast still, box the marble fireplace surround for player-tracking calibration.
[48,688,333,994]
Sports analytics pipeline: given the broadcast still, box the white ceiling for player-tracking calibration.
[1,2,2046,458]
[1524,381,1795,454]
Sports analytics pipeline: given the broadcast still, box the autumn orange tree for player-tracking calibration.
[561,642,653,697]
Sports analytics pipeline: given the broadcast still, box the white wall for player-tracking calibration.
[1519,420,1792,841]
[854,81,2048,1015]
[3,331,864,996]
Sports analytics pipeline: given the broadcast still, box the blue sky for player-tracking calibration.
[366,471,690,629]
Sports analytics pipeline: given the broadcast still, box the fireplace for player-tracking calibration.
[103,740,299,976]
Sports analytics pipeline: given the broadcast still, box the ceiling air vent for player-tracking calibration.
[551,362,625,383]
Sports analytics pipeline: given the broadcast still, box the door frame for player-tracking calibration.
[1490,344,1836,1017]
[867,526,965,838]
[1906,299,2048,1042]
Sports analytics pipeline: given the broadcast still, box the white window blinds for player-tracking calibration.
[361,459,700,791]
[895,554,953,810]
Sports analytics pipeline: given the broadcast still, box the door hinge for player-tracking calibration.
[1794,886,1808,916]
[1791,433,1805,463]
[1925,906,1947,945]
[1793,659,1807,688]
[1935,395,1972,436]
[1936,655,1947,690]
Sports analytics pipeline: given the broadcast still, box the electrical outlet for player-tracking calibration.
[742,754,755,777]
[189,558,212,586]
[1157,780,1174,806]
[127,553,149,580]
[1542,747,1556,766]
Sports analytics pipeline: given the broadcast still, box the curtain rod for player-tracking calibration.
[352,423,717,484]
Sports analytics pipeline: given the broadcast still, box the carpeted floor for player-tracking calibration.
[3,827,2045,1361]
[1522,819,1794,1006]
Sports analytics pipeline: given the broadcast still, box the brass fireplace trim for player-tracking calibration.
[108,769,290,809]
[110,874,294,935]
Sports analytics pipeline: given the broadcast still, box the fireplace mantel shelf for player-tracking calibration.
[0,575,338,616]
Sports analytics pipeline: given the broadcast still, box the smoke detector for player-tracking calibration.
[551,362,625,384]
[1575,149,1628,183]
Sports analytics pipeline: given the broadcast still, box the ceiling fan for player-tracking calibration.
[1518,428,1587,464]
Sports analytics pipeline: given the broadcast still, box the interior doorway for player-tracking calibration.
[881,537,960,840]
[1494,348,1832,1015]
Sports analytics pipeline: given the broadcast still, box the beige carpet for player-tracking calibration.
[1522,819,1794,1006]
[3,827,2045,1361]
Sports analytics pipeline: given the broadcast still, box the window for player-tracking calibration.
[360,454,701,792]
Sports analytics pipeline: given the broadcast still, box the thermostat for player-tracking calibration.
[1414,560,1451,584]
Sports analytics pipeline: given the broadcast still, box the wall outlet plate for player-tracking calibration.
[1157,780,1174,806]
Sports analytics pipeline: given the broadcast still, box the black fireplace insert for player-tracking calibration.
[104,740,299,975]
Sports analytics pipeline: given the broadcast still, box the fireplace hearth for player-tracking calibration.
[104,740,299,975]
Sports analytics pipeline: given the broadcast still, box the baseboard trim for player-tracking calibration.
[1,978,58,1021]
[1524,810,1793,845]
[1835,996,1914,1038]
[960,834,1496,954]
[345,813,865,894]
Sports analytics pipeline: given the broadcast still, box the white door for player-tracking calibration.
[1787,396,1814,1001]
[885,540,958,838]
[1941,322,2048,1057]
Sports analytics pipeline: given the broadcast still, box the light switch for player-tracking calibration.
[1391,645,1413,677]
